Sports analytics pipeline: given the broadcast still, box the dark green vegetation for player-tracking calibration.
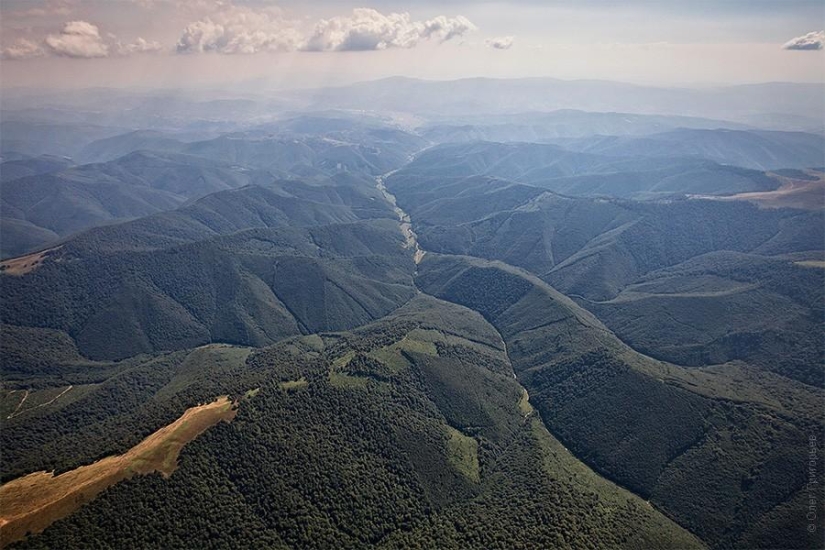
[587,251,824,385]
[2,88,823,549]
[4,297,701,549]
[416,254,824,549]
[386,168,824,387]
[2,218,415,361]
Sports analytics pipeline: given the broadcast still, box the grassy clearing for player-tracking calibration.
[280,378,308,391]
[298,334,325,352]
[332,351,356,368]
[2,385,96,421]
[445,426,479,483]
[518,388,534,416]
[367,330,439,372]
[156,345,252,400]
[328,372,369,389]
[367,348,411,372]
[0,396,237,547]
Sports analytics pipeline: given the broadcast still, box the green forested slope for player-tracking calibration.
[586,251,824,385]
[415,253,824,549]
[1,219,416,361]
[5,296,701,550]
[386,170,823,385]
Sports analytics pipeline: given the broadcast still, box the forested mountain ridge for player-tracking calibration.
[395,140,786,199]
[1,78,823,550]
[385,168,824,387]
[0,152,272,258]
[549,128,825,170]
[0,123,424,259]
[2,296,704,549]
[2,218,416,362]
[415,253,824,549]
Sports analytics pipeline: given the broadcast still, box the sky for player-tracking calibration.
[1,0,824,90]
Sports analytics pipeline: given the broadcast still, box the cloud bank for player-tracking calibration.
[303,10,475,52]
[176,6,302,54]
[782,30,824,50]
[177,7,476,54]
[3,20,164,59]
[3,7,478,59]
[486,36,514,50]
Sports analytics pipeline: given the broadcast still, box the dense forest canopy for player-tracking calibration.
[1,42,823,549]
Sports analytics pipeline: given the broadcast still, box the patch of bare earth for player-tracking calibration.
[0,396,237,547]
[689,170,824,210]
[0,247,61,276]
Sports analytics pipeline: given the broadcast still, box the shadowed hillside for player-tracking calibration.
[416,253,824,549]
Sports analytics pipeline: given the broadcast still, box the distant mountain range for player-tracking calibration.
[549,128,825,170]
[292,77,825,128]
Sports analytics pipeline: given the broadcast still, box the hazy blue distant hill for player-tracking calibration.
[0,152,273,258]
[0,154,73,182]
[293,77,825,126]
[397,141,780,199]
[0,120,128,158]
[554,128,825,170]
[76,131,188,164]
[179,131,422,178]
[421,109,751,142]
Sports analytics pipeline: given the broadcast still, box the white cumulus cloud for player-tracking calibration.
[782,30,825,50]
[486,36,514,50]
[44,20,110,58]
[302,9,476,52]
[176,6,302,54]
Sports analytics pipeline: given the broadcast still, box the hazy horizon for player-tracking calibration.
[1,0,823,91]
